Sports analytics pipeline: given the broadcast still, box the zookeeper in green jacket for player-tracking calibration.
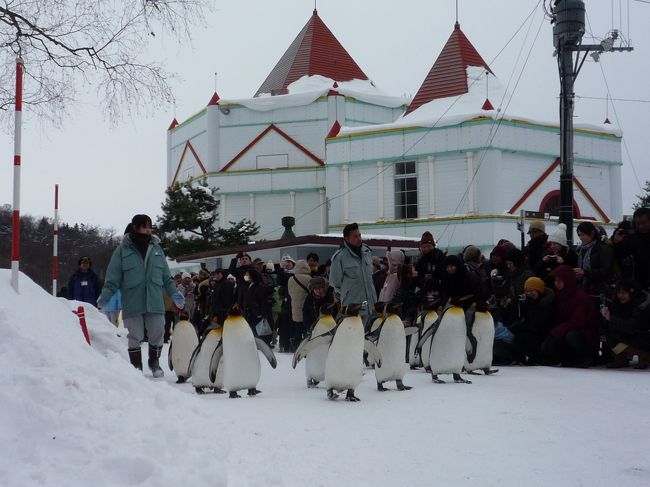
[98,214,184,377]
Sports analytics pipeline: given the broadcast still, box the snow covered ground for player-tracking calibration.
[1,269,649,487]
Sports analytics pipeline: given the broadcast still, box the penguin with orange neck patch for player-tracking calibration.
[208,305,277,398]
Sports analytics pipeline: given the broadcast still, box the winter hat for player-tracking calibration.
[198,269,210,280]
[266,260,275,272]
[226,273,236,282]
[281,254,296,264]
[252,257,264,266]
[420,231,435,247]
[79,256,91,265]
[616,279,641,298]
[527,220,546,235]
[524,277,545,294]
[181,272,191,280]
[309,276,328,290]
[462,245,481,263]
[548,224,569,248]
[505,248,525,267]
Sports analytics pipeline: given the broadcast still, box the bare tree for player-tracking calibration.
[0,0,208,127]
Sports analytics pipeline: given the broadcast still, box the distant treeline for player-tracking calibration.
[0,204,120,293]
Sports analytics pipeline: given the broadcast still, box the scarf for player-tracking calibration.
[577,240,596,272]
[130,232,151,260]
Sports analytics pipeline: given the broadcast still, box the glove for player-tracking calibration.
[96,296,107,310]
[171,291,185,310]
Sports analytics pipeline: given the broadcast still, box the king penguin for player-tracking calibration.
[417,305,471,384]
[369,302,417,391]
[464,308,499,375]
[417,307,439,373]
[188,323,226,394]
[167,316,199,384]
[208,306,277,398]
[292,303,338,388]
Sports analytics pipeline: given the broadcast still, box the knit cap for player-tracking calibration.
[547,223,568,248]
[420,231,435,247]
[462,245,481,263]
[527,220,546,235]
[181,272,191,280]
[524,277,545,294]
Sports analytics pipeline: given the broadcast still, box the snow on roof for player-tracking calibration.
[337,67,622,138]
[221,75,408,112]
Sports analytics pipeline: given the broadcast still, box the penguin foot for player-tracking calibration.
[409,365,420,370]
[176,376,187,384]
[345,389,361,402]
[195,387,207,394]
[229,391,241,398]
[424,367,432,373]
[484,368,499,375]
[377,382,388,392]
[327,389,339,401]
[212,387,226,394]
[307,379,320,389]
[247,388,261,396]
[396,380,412,391]
[467,371,481,376]
[453,373,472,384]
[432,374,446,384]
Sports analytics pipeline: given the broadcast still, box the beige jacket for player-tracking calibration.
[287,260,312,322]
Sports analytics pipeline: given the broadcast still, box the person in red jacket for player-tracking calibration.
[541,265,600,367]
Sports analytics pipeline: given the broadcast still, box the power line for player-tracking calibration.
[576,95,650,103]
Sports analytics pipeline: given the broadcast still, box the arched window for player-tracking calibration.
[539,190,581,218]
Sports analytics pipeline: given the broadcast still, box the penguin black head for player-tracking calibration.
[386,302,402,314]
[319,302,337,316]
[373,301,386,314]
[227,304,243,317]
[344,303,363,316]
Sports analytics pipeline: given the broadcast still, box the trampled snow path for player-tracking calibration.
[1,270,649,487]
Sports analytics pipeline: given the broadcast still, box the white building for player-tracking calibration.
[166,11,622,252]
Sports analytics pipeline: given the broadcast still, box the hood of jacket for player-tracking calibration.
[386,250,405,273]
[294,259,311,276]
[548,264,578,297]
[122,233,161,246]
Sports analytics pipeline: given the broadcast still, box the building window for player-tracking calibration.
[394,161,418,219]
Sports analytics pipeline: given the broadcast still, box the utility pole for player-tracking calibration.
[551,0,632,245]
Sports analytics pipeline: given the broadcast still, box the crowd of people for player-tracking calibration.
[71,208,649,374]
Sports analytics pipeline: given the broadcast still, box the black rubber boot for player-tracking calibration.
[148,344,164,378]
[128,348,142,370]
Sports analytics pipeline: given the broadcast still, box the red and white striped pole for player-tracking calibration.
[11,57,24,293]
[52,184,59,296]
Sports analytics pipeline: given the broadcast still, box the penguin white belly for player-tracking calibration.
[305,315,337,381]
[191,331,223,388]
[375,316,407,383]
[170,320,199,378]
[408,330,420,367]
[420,311,438,370]
[325,317,364,392]
[465,312,495,371]
[366,316,384,366]
[223,320,261,392]
[429,307,467,375]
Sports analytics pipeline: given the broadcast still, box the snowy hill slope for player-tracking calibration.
[1,269,649,487]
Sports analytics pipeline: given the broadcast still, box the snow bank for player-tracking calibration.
[338,66,621,137]
[0,270,227,487]
[223,75,409,111]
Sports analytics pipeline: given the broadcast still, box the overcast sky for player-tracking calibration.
[1,0,648,233]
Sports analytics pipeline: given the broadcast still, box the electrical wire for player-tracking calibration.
[253,0,546,240]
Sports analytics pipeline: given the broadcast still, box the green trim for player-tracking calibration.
[327,117,621,144]
[325,145,621,168]
[170,130,207,151]
[205,166,325,177]
[217,187,324,196]
[219,97,328,109]
[172,109,206,131]
[343,96,409,110]
[220,118,327,129]
[345,119,383,126]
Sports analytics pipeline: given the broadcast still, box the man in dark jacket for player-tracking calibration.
[512,277,555,365]
[613,207,650,290]
[414,231,445,300]
[524,221,548,271]
[302,277,338,333]
[206,269,235,326]
[68,256,103,305]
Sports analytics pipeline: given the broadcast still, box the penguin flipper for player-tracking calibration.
[208,344,223,383]
[404,326,419,337]
[415,325,436,352]
[187,338,206,376]
[292,335,333,368]
[168,340,174,371]
[255,338,278,369]
[364,340,382,368]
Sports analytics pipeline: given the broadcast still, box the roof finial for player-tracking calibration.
[314,0,317,15]
[455,0,459,25]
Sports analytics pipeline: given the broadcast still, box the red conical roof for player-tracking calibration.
[207,92,220,106]
[405,23,493,116]
[255,9,368,97]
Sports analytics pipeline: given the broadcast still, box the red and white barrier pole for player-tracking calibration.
[52,184,59,296]
[11,57,24,293]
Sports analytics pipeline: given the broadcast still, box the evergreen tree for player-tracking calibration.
[156,180,221,258]
[634,180,650,210]
[216,220,261,248]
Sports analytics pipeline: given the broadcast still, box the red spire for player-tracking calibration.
[405,23,493,115]
[255,10,368,96]
[326,120,341,138]
[207,92,220,106]
[481,98,494,111]
[168,118,179,130]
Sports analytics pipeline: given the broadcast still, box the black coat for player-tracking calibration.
[302,287,338,332]
[242,281,270,327]
[614,232,650,290]
[207,280,235,321]
[414,248,446,294]
[608,292,650,350]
